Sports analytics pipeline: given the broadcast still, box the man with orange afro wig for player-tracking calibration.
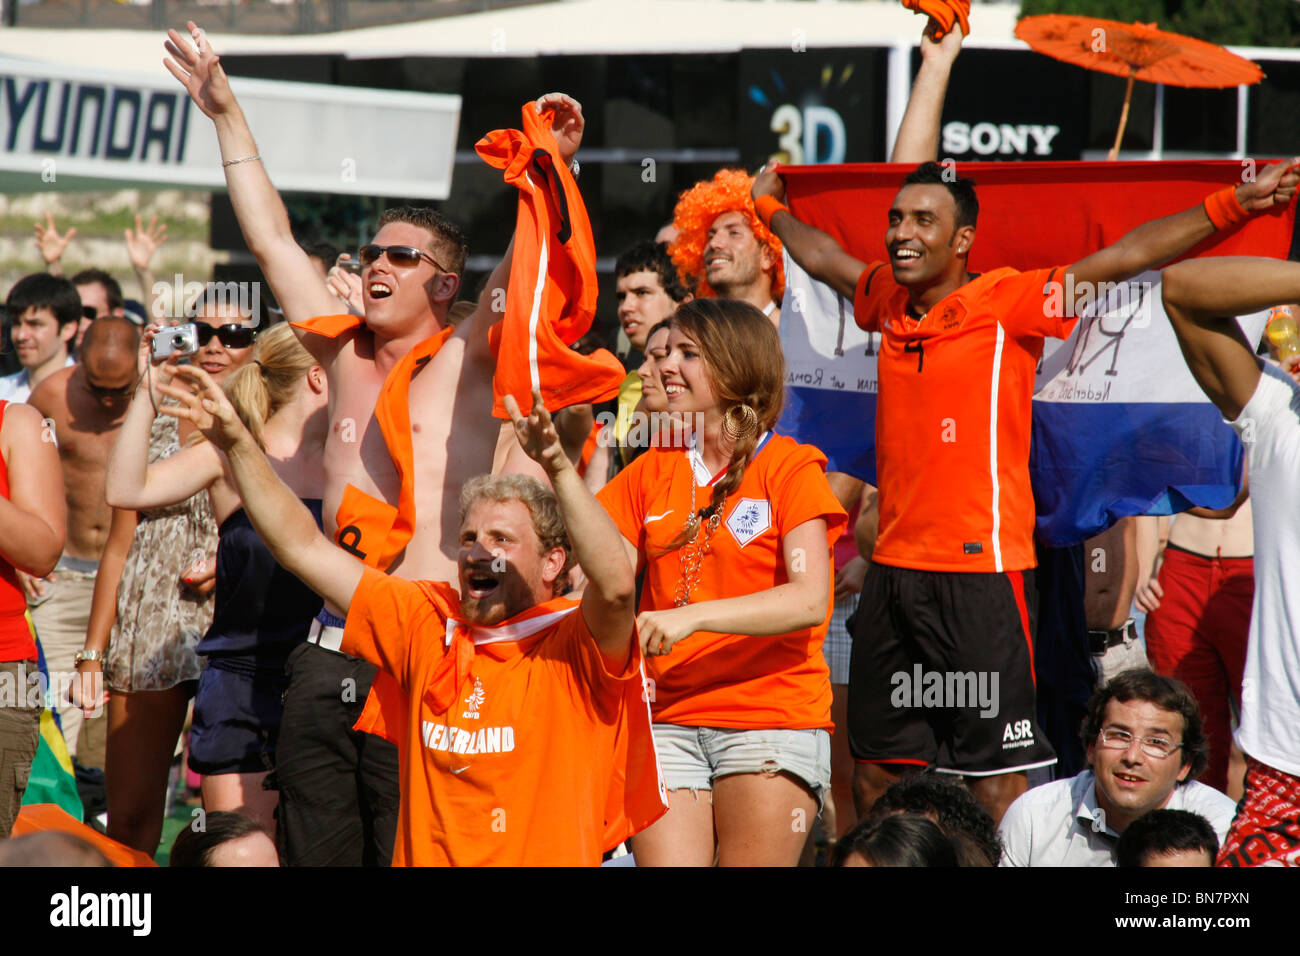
[669,168,784,324]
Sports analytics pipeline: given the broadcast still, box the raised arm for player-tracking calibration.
[1066,159,1300,307]
[505,391,635,661]
[158,364,365,613]
[751,165,866,300]
[34,212,73,278]
[163,23,339,338]
[125,214,167,322]
[1161,257,1300,420]
[105,329,224,509]
[890,21,963,164]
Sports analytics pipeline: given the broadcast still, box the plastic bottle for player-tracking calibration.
[1266,306,1299,361]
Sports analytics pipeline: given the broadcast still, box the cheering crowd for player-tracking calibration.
[1,17,1299,869]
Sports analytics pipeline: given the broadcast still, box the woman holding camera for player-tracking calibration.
[73,290,261,855]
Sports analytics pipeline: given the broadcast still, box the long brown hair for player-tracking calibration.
[664,298,785,549]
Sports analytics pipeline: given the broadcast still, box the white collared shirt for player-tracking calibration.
[997,770,1238,867]
[0,355,76,404]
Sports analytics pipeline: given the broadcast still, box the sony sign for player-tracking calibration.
[942,121,1061,157]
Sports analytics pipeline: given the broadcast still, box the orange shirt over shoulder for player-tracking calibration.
[341,568,666,866]
[598,434,847,730]
[854,263,1077,574]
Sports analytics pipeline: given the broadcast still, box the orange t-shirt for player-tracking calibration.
[597,434,847,729]
[854,264,1075,574]
[341,568,666,866]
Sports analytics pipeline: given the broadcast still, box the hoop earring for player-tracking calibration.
[721,403,759,443]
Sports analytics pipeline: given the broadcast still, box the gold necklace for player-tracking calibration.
[675,460,723,607]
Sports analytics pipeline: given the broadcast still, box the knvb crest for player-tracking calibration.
[462,678,485,720]
[726,498,772,548]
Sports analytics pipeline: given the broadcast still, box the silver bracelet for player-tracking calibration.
[221,153,262,168]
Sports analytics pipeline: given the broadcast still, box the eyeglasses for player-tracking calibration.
[81,306,100,321]
[85,378,136,400]
[359,244,450,273]
[1098,728,1183,760]
[196,323,258,349]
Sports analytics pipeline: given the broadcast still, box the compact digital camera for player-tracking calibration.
[151,323,200,362]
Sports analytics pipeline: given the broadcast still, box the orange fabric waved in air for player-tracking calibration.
[290,314,456,743]
[597,435,846,729]
[476,103,626,418]
[901,0,970,38]
[342,568,667,866]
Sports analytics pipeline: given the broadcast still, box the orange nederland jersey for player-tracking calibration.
[341,568,667,866]
[854,263,1075,573]
[476,103,626,418]
[597,434,847,729]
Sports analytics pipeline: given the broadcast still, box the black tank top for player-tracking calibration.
[199,499,325,679]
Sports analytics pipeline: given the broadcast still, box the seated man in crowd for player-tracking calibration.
[1115,809,1219,867]
[998,670,1237,866]
[160,368,665,865]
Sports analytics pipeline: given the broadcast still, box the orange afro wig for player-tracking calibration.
[669,168,785,302]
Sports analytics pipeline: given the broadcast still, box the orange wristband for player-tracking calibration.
[1204,186,1249,231]
[754,194,788,228]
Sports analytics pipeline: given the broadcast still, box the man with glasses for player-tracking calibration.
[0,274,80,403]
[997,670,1236,866]
[25,317,141,768]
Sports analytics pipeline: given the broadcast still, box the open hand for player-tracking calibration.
[537,93,585,166]
[34,212,75,266]
[164,21,237,119]
[156,363,248,451]
[125,214,168,272]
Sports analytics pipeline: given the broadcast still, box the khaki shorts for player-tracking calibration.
[0,659,41,839]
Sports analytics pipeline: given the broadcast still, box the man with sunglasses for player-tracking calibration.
[997,670,1236,866]
[24,317,141,768]
[165,22,588,865]
[0,274,80,403]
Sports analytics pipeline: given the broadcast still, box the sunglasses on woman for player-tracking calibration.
[196,322,258,349]
[358,244,450,273]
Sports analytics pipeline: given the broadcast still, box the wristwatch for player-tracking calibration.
[74,649,104,665]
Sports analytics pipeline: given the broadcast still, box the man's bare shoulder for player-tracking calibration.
[26,367,75,415]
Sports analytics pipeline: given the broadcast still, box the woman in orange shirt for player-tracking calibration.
[598,298,846,866]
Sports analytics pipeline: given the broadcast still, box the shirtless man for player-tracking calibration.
[165,22,582,864]
[26,317,140,765]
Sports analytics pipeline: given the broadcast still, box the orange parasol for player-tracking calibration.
[1014,15,1264,160]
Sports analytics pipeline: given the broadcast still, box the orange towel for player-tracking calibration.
[901,0,970,39]
[476,103,626,418]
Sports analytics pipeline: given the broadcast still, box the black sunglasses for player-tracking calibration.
[359,244,450,273]
[85,378,136,400]
[196,322,258,349]
[81,306,99,321]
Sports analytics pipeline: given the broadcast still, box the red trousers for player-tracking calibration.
[1144,545,1252,794]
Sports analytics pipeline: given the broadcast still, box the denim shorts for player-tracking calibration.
[652,724,832,808]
